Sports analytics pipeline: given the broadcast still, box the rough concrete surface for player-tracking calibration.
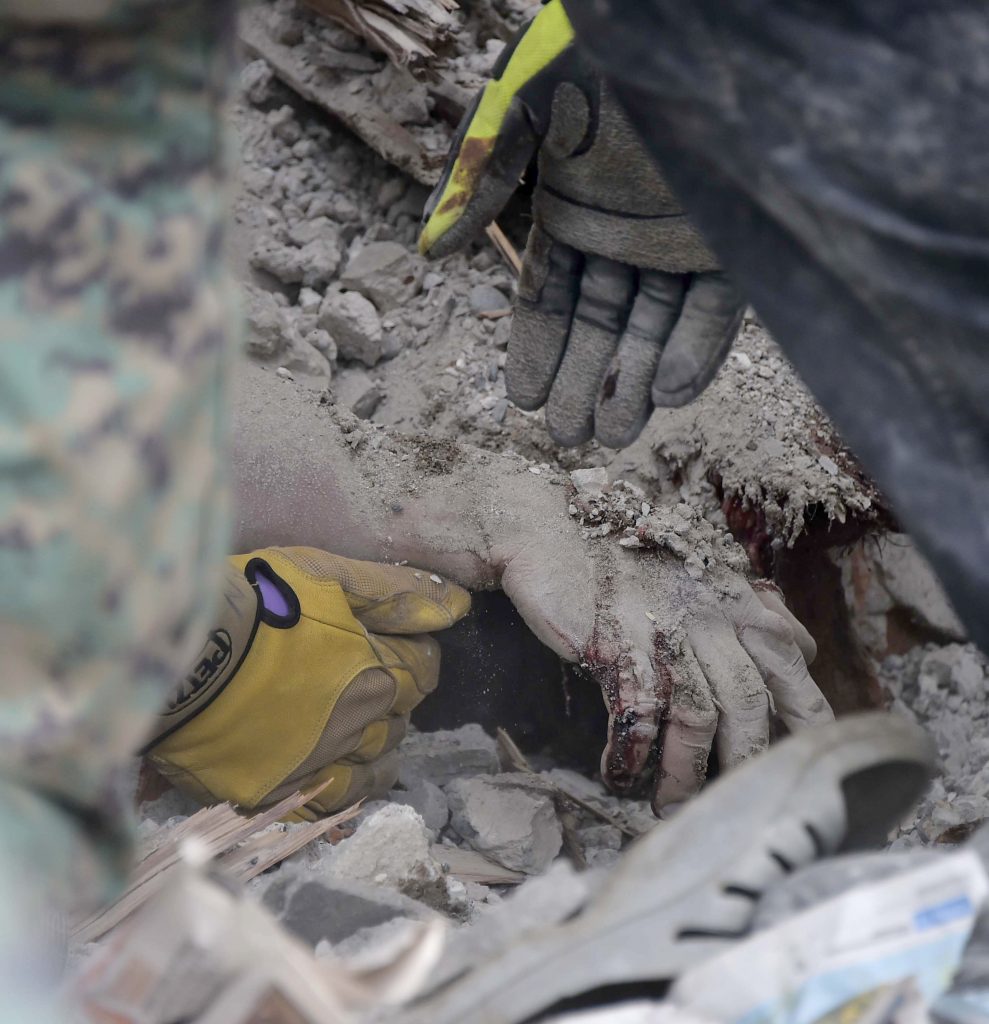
[396,724,500,789]
[447,774,564,874]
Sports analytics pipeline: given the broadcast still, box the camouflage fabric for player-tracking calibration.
[0,2,238,1017]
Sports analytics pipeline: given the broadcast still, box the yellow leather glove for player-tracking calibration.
[142,548,471,821]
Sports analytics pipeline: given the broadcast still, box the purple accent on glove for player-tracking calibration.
[256,570,291,618]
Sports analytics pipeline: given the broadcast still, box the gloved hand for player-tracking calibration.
[142,547,471,821]
[419,0,743,449]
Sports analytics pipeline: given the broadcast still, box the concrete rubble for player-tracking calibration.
[396,723,500,789]
[102,0,989,1015]
[447,774,563,874]
[885,643,989,847]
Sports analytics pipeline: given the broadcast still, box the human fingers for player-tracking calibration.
[506,226,583,410]
[594,268,685,448]
[651,270,744,408]
[732,589,834,733]
[752,584,818,665]
[545,255,636,445]
[651,642,718,813]
[689,622,770,772]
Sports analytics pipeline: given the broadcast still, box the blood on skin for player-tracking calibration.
[582,625,658,796]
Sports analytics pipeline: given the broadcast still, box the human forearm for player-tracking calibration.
[229,363,571,589]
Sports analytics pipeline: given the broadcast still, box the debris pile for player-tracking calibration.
[566,467,750,580]
[120,722,656,975]
[885,643,989,847]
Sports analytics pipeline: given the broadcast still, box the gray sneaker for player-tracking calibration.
[402,712,937,1024]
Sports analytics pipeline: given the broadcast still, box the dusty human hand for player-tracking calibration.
[494,481,831,812]
[418,0,743,448]
[231,367,828,813]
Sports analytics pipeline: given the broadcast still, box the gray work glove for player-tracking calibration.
[419,0,744,448]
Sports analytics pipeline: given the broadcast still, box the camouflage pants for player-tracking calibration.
[0,2,237,1017]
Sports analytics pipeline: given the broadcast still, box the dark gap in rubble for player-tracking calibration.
[419,590,609,774]
[722,480,894,717]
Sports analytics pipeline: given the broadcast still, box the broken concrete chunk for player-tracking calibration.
[369,63,432,126]
[446,775,563,875]
[377,176,407,211]
[244,286,290,359]
[352,383,385,420]
[297,287,322,315]
[577,824,622,852]
[288,216,341,250]
[389,780,449,836]
[319,289,385,366]
[263,871,430,949]
[469,283,510,316]
[298,238,342,290]
[340,241,426,312]
[397,724,500,789]
[570,467,609,497]
[250,239,306,284]
[329,804,468,919]
[240,58,275,106]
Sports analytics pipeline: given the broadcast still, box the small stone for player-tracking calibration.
[351,384,384,420]
[341,241,426,312]
[298,238,342,290]
[731,351,753,371]
[319,290,384,367]
[263,873,430,949]
[287,217,341,249]
[377,177,407,211]
[430,574,442,584]
[329,805,467,918]
[267,104,301,144]
[250,240,306,284]
[244,287,290,360]
[469,284,510,316]
[446,776,563,874]
[570,467,609,496]
[298,287,322,315]
[276,366,294,380]
[423,271,445,291]
[818,455,840,476]
[303,328,336,360]
[240,59,275,106]
[577,825,622,852]
[389,780,449,836]
[397,724,499,790]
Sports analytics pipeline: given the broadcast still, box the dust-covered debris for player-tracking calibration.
[329,804,470,918]
[262,868,434,949]
[885,643,989,847]
[567,470,751,582]
[389,779,450,837]
[640,321,881,545]
[447,774,564,874]
[396,723,500,788]
[835,533,967,666]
